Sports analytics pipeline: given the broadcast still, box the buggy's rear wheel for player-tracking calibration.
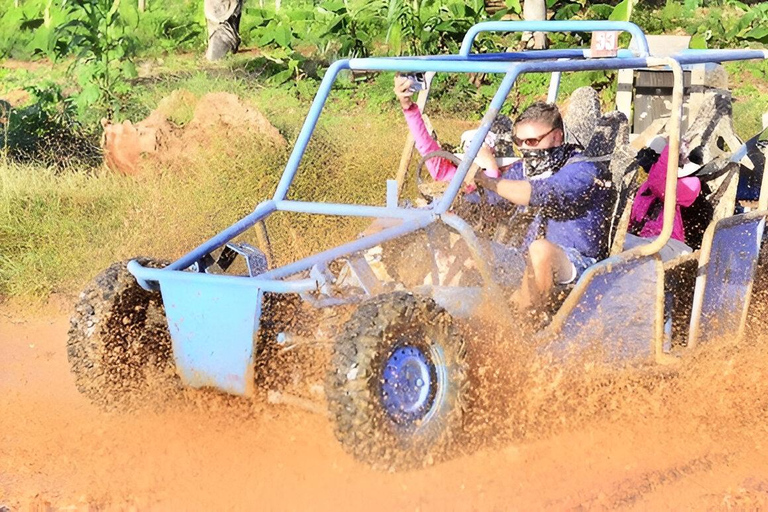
[67,258,176,409]
[325,292,469,471]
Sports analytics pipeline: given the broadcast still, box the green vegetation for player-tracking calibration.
[2,0,768,299]
[725,59,768,137]
[51,0,140,117]
[633,0,768,49]
[0,94,428,297]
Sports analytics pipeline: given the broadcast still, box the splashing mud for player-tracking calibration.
[2,299,768,511]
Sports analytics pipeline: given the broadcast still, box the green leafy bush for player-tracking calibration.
[317,0,377,58]
[0,0,68,60]
[0,82,100,168]
[724,1,768,45]
[373,0,488,56]
[51,0,139,118]
[122,0,205,54]
[241,6,320,84]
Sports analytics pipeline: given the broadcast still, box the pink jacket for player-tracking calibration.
[630,145,701,243]
[402,104,499,181]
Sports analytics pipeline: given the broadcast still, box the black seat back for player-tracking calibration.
[563,86,601,149]
[575,110,637,257]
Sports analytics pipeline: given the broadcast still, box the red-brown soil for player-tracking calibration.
[1,301,768,511]
[100,91,286,175]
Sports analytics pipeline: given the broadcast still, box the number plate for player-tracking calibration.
[590,31,619,58]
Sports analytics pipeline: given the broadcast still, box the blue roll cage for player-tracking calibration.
[132,20,766,290]
[127,21,768,395]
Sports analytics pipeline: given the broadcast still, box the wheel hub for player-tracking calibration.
[381,345,435,424]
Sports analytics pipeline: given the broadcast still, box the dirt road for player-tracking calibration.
[2,302,768,511]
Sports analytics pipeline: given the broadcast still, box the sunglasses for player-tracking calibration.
[512,126,557,148]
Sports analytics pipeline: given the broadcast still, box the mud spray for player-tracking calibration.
[1,295,768,511]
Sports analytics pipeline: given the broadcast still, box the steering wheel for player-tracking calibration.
[415,150,530,245]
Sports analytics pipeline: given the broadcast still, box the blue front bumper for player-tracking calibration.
[127,260,317,396]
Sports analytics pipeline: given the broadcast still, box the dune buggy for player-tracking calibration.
[68,21,768,470]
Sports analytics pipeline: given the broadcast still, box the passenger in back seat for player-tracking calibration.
[625,135,703,261]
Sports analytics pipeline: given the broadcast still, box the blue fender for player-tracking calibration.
[689,212,767,347]
[539,254,664,363]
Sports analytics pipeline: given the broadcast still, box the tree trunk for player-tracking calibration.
[138,0,146,11]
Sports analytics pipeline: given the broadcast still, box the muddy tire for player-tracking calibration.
[326,292,469,471]
[67,259,175,409]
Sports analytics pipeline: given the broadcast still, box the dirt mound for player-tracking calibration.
[101,90,286,175]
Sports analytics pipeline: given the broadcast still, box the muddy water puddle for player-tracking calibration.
[1,307,767,511]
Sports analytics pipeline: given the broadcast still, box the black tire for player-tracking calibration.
[67,258,175,409]
[326,292,469,471]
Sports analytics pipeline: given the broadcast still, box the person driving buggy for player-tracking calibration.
[395,75,611,314]
[472,102,612,312]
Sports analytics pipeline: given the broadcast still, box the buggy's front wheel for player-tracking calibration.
[325,292,469,471]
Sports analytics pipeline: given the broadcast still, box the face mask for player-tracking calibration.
[520,143,578,178]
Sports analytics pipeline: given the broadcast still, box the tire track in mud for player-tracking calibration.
[562,453,730,510]
[2,304,768,510]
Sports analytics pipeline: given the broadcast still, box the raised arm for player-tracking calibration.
[395,75,500,182]
[395,76,456,182]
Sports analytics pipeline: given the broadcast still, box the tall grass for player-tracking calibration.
[0,163,132,296]
[0,104,454,299]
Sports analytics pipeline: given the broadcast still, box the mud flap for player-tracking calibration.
[689,213,766,346]
[147,271,263,396]
[540,255,664,363]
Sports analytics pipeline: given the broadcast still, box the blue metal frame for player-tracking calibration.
[459,21,651,56]
[136,28,767,287]
[126,20,768,395]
